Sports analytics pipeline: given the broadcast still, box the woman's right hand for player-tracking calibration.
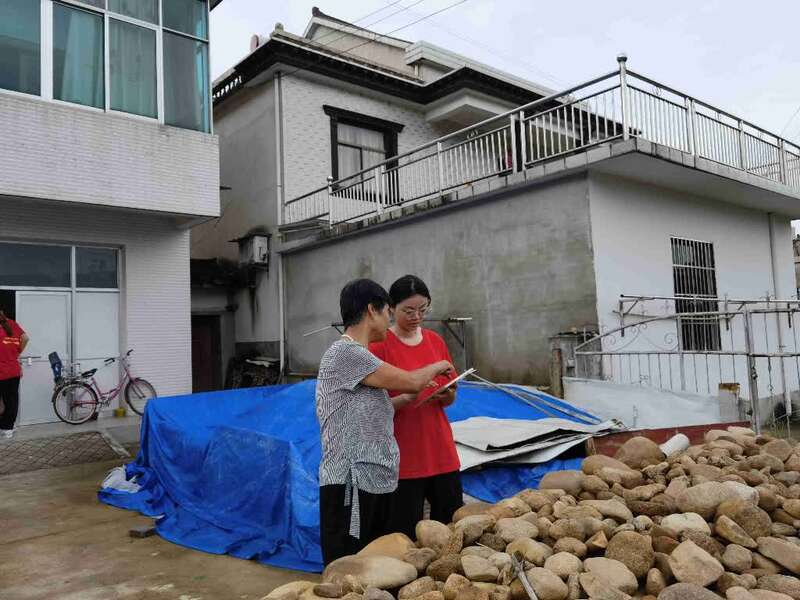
[431,360,455,377]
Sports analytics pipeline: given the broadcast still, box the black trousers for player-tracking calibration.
[388,470,463,539]
[319,484,392,566]
[0,377,20,431]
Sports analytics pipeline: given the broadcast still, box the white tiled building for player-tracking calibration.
[0,0,221,423]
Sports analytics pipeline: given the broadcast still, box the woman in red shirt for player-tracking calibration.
[369,275,463,536]
[0,308,29,440]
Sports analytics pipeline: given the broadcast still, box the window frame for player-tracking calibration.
[0,0,212,133]
[670,236,721,352]
[0,240,120,292]
[51,1,106,110]
[323,105,403,181]
[161,10,210,132]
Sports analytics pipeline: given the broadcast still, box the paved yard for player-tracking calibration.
[0,457,317,599]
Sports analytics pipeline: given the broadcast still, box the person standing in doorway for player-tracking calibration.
[369,275,463,538]
[316,278,453,565]
[0,308,29,439]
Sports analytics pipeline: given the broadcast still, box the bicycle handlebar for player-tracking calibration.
[126,349,134,356]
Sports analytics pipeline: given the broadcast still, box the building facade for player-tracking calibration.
[200,8,800,392]
[0,0,220,423]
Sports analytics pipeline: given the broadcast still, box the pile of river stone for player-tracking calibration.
[265,426,800,600]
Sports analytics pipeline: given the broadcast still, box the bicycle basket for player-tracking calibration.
[48,352,64,384]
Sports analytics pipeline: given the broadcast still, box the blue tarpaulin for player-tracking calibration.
[99,381,594,573]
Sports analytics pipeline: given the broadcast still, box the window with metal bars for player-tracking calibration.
[671,237,721,351]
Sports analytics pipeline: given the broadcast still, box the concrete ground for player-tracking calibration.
[0,449,318,599]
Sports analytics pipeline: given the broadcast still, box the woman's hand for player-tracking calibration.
[437,386,457,407]
[391,393,417,410]
[429,383,457,407]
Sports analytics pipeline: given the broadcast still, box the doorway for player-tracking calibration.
[192,314,222,392]
[0,242,121,425]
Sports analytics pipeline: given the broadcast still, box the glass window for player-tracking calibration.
[0,0,41,95]
[109,19,157,118]
[79,0,105,7]
[163,32,209,132]
[163,0,208,39]
[53,3,104,109]
[336,123,386,178]
[0,243,71,287]
[76,247,118,288]
[108,0,157,24]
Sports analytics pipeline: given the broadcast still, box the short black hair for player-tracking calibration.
[388,274,431,307]
[340,278,390,328]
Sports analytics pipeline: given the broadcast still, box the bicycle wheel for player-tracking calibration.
[52,382,98,425]
[125,378,156,416]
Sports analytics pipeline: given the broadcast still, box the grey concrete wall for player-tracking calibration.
[0,93,218,217]
[283,174,599,384]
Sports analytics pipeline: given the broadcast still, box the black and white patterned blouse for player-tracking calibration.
[316,338,399,537]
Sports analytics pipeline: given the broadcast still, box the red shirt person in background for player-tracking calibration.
[369,275,463,537]
[0,308,29,440]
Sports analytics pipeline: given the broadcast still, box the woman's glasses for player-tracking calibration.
[398,304,430,317]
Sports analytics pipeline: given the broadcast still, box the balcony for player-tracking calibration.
[283,56,800,228]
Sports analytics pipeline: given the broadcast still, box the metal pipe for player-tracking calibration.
[767,212,792,418]
[743,309,762,433]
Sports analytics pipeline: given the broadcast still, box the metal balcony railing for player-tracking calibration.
[284,56,800,227]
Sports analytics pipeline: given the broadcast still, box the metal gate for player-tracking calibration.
[574,296,800,434]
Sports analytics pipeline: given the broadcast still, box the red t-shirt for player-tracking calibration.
[0,319,25,380]
[369,329,461,479]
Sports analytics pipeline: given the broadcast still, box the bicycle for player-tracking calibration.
[50,349,157,425]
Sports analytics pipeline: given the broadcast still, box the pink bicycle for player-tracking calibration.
[51,349,157,424]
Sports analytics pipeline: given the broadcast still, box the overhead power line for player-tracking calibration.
[310,0,427,49]
[277,0,470,82]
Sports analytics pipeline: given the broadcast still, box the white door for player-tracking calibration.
[17,291,71,425]
[74,292,120,406]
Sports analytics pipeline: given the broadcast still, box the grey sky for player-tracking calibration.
[211,0,800,143]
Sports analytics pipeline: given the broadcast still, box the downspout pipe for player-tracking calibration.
[274,71,287,380]
[767,212,792,418]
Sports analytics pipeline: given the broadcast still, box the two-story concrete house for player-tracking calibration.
[196,8,800,409]
[0,0,221,423]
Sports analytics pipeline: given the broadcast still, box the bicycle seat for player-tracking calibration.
[81,368,98,378]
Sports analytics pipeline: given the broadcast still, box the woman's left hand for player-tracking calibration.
[431,384,457,407]
[439,386,456,406]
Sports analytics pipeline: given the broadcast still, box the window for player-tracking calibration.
[324,106,403,180]
[671,237,721,351]
[162,0,210,132]
[0,243,71,287]
[0,0,41,95]
[0,1,211,133]
[337,124,387,179]
[163,32,209,132]
[76,247,118,288]
[53,3,104,109]
[110,19,157,118]
[163,0,208,39]
[108,0,157,24]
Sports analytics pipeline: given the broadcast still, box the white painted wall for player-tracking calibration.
[0,197,192,399]
[589,172,795,325]
[192,80,280,345]
[0,93,219,217]
[586,171,798,407]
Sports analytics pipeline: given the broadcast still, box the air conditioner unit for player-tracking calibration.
[234,233,270,266]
